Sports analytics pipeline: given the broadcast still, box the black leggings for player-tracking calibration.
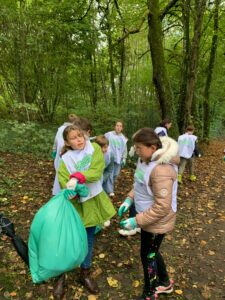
[140,230,169,295]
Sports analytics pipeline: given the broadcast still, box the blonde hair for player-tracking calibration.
[68,113,78,123]
[95,135,109,148]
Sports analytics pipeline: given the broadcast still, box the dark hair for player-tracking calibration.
[95,135,109,147]
[61,125,85,155]
[160,118,171,127]
[186,125,195,132]
[73,117,93,133]
[132,127,162,149]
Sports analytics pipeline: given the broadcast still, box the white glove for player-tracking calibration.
[66,178,78,190]
[129,146,136,157]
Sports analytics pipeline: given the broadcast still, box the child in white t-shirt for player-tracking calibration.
[104,120,128,197]
[154,118,172,137]
[177,125,200,183]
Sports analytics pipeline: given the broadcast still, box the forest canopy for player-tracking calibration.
[0,0,225,140]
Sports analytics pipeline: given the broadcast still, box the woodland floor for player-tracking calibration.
[0,140,225,300]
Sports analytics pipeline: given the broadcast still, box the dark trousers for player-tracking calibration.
[140,230,169,295]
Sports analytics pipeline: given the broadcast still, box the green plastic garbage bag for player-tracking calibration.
[28,188,88,283]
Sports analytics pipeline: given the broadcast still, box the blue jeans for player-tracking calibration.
[103,162,121,194]
[81,226,96,269]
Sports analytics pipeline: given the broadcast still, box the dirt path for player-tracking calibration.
[0,140,224,300]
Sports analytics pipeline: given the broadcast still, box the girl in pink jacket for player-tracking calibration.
[118,128,179,300]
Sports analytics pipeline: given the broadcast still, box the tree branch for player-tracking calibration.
[160,0,179,20]
[117,10,149,43]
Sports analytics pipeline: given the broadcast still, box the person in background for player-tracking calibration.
[55,125,116,298]
[73,117,93,139]
[104,120,128,197]
[52,113,78,195]
[94,135,114,196]
[154,118,172,137]
[177,125,201,184]
[119,128,179,300]
[94,135,114,229]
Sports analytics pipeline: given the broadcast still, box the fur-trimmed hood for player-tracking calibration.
[152,136,179,165]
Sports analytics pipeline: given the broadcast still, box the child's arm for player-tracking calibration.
[58,160,70,188]
[193,141,201,157]
[122,145,128,163]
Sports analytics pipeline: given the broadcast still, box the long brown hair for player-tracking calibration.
[60,125,85,156]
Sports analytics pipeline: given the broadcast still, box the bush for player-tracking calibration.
[0,120,56,158]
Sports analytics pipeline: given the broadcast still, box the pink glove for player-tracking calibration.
[70,172,86,184]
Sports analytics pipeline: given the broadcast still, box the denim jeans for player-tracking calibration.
[81,226,96,269]
[103,162,121,194]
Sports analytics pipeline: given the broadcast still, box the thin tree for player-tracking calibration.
[203,0,221,140]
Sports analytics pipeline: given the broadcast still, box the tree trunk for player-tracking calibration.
[107,24,117,106]
[182,0,207,129]
[203,0,220,140]
[17,0,29,121]
[118,29,126,102]
[90,51,98,108]
[147,0,178,135]
[178,0,191,133]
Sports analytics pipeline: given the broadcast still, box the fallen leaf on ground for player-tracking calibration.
[107,277,119,288]
[132,280,140,288]
[175,289,183,295]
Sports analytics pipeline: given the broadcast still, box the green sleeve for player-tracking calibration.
[81,143,104,183]
[58,160,70,189]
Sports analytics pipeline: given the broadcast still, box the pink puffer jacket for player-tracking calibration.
[135,136,180,234]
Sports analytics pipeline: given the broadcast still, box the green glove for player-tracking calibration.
[120,217,137,230]
[63,189,77,200]
[118,198,133,217]
[121,159,126,168]
[75,183,89,198]
[51,150,57,159]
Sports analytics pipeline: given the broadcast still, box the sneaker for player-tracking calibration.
[190,174,196,181]
[103,220,110,227]
[118,228,138,236]
[136,227,141,233]
[109,193,115,197]
[155,279,174,294]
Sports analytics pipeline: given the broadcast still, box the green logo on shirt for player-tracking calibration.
[75,154,92,171]
[110,138,122,148]
[134,168,144,182]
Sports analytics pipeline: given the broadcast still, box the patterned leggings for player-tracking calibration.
[140,230,169,295]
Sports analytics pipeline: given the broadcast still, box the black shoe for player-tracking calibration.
[0,213,15,238]
[53,274,66,300]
